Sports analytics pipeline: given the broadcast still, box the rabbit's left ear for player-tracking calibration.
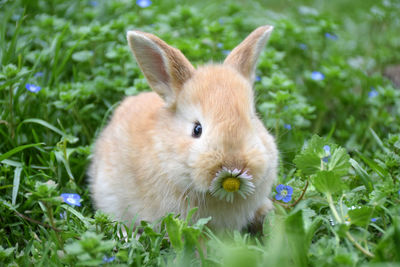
[224,25,273,83]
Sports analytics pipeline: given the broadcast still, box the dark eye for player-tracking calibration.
[192,122,202,138]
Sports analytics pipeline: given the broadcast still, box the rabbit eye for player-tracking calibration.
[192,122,202,138]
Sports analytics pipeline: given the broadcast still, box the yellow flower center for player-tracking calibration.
[222,177,240,192]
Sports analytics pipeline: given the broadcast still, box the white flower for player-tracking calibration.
[209,167,255,203]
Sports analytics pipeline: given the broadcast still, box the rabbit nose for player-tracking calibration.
[222,159,246,173]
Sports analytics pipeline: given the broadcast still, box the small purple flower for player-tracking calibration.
[136,0,151,8]
[222,50,230,56]
[371,218,378,222]
[60,211,67,219]
[284,124,292,130]
[61,193,81,207]
[275,184,293,203]
[25,83,42,93]
[255,76,261,82]
[299,43,307,50]
[322,145,331,163]
[325,33,338,40]
[368,88,378,98]
[34,72,44,78]
[311,71,325,81]
[103,256,115,263]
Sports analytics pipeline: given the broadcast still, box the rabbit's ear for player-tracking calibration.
[224,25,273,83]
[127,31,195,105]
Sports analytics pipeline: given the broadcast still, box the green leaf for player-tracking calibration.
[164,214,183,251]
[186,207,198,225]
[0,143,43,162]
[305,217,322,247]
[326,147,350,176]
[12,166,22,206]
[55,151,75,180]
[72,50,93,62]
[356,151,389,179]
[19,118,65,136]
[182,227,201,249]
[311,171,343,194]
[285,209,308,267]
[294,135,350,176]
[62,204,90,228]
[348,207,374,227]
[293,135,325,175]
[349,158,373,192]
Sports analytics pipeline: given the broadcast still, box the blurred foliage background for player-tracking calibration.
[1,0,399,265]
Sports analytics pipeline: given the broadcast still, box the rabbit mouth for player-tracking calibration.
[208,167,255,203]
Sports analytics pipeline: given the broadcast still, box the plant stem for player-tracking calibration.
[326,193,375,258]
[15,210,61,232]
[44,202,63,248]
[9,85,14,138]
[345,231,375,258]
[290,180,309,207]
[326,193,342,223]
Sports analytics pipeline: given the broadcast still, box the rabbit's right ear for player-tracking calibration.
[127,31,195,105]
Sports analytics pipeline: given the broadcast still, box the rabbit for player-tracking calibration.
[88,25,278,232]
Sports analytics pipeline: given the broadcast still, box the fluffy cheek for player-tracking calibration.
[246,146,275,187]
[248,134,279,191]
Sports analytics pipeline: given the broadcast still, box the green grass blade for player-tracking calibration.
[356,151,389,179]
[369,128,389,153]
[18,119,65,137]
[349,158,374,192]
[0,143,43,162]
[12,166,22,206]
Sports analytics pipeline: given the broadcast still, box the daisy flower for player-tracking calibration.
[209,167,255,203]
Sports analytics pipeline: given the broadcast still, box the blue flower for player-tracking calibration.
[217,43,223,48]
[136,0,151,8]
[322,145,331,163]
[59,211,67,219]
[255,76,261,82]
[311,71,325,81]
[275,184,293,203]
[34,72,44,78]
[325,33,338,40]
[61,193,81,207]
[222,50,230,56]
[368,88,378,98]
[284,124,292,130]
[299,43,307,50]
[219,18,224,25]
[371,218,377,222]
[25,83,42,93]
[103,256,115,263]
[89,1,98,6]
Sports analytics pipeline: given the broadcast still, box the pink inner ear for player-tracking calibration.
[142,46,170,86]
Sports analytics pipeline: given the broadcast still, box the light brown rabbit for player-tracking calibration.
[89,25,278,231]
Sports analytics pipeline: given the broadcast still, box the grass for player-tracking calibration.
[1,0,400,266]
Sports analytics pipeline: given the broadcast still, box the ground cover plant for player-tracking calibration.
[1,0,400,266]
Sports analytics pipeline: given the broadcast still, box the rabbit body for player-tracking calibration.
[89,26,278,231]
